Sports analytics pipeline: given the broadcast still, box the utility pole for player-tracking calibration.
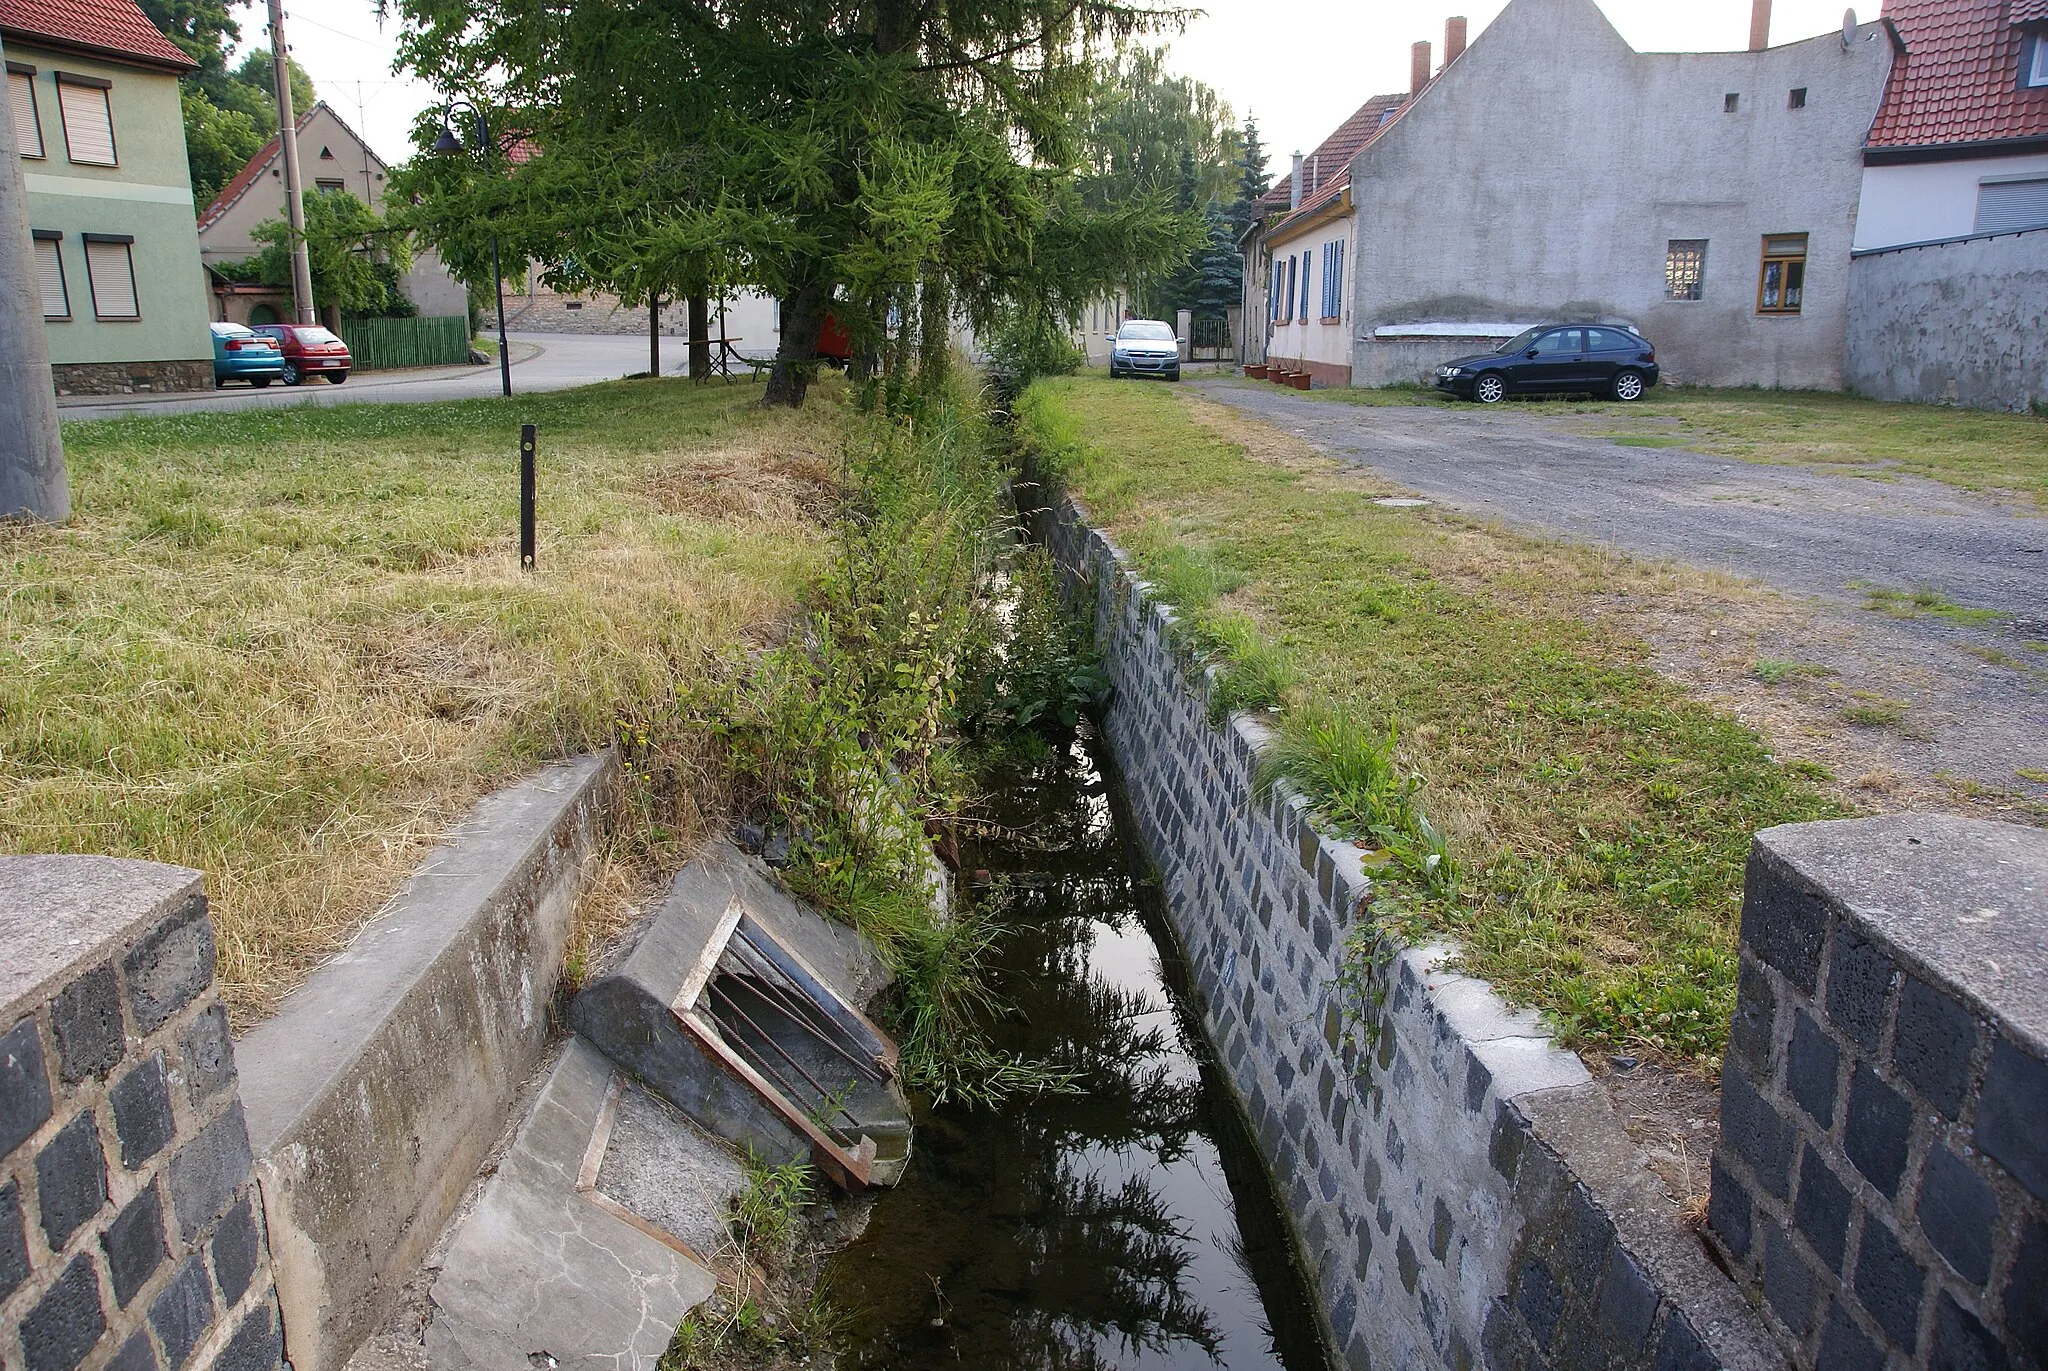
[0,35,68,523]
[266,0,316,325]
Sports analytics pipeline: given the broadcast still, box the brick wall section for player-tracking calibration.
[49,363,213,398]
[0,857,281,1371]
[1030,489,1779,1371]
[1708,815,2048,1368]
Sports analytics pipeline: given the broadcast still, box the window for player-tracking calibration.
[1976,177,2048,233]
[8,64,42,158]
[1724,92,1740,113]
[314,178,346,194]
[32,231,68,319]
[1298,250,1312,322]
[1283,256,1296,322]
[1586,327,1638,353]
[1321,240,1345,319]
[1788,87,1807,109]
[57,74,115,165]
[1756,233,1807,314]
[84,233,138,318]
[2028,31,2048,88]
[1532,329,1582,356]
[1665,240,1707,300]
[1270,262,1282,321]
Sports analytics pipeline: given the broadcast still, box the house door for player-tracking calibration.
[249,302,281,326]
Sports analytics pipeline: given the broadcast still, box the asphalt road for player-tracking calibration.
[55,332,760,421]
[1191,377,2047,806]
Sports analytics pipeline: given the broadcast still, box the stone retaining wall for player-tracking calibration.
[1708,815,2046,1367]
[1,857,281,1371]
[1032,487,1777,1371]
[50,362,212,398]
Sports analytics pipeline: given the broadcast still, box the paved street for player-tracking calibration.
[56,332,742,421]
[1192,377,2047,806]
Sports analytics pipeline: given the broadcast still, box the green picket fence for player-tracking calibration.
[336,315,472,372]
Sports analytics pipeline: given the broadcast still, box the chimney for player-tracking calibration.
[1310,154,1320,194]
[1445,16,1468,66]
[1411,40,1432,94]
[1749,0,1771,50]
[1290,153,1303,210]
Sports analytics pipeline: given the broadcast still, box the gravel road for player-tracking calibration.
[1191,377,2047,810]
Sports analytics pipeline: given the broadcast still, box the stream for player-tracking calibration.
[825,727,1335,1371]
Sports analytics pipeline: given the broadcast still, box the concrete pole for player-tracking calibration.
[0,36,68,523]
[267,0,316,325]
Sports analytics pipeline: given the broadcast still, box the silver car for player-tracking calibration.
[1107,320,1182,381]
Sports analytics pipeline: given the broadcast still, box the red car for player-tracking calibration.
[253,324,352,385]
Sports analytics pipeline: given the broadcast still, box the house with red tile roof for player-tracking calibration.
[1241,0,1895,393]
[1852,0,2048,247]
[5,0,215,394]
[1842,0,2046,408]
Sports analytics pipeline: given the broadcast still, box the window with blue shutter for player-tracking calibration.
[1299,251,1311,322]
[1330,240,1345,318]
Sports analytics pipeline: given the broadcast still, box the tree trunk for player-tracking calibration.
[687,295,710,381]
[764,278,827,408]
[648,294,660,376]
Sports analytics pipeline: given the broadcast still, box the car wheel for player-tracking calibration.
[1612,370,1646,402]
[325,372,349,385]
[250,377,272,388]
[282,360,302,385]
[1473,373,1507,404]
[215,377,226,389]
[1168,369,1181,383]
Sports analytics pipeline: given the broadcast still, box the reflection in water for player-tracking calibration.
[828,730,1333,1371]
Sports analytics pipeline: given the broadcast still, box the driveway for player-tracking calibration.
[1191,377,2047,809]
[56,332,755,421]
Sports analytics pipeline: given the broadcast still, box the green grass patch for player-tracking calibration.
[10,382,834,1017]
[1753,659,1835,684]
[1840,692,1910,728]
[1020,375,1846,1063]
[1858,585,2004,626]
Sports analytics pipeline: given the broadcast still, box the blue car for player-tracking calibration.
[211,321,284,388]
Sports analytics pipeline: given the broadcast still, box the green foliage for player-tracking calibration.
[1202,614,1295,719]
[138,0,317,207]
[1231,116,1271,236]
[244,190,415,318]
[178,87,264,212]
[730,1154,813,1264]
[967,547,1110,736]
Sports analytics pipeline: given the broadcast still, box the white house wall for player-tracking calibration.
[1345,0,1893,390]
[1855,153,2048,249]
[1265,213,1356,384]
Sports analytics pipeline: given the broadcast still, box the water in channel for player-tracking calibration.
[826,727,1334,1371]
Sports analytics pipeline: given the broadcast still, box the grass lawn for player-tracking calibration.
[5,381,839,1019]
[1021,375,1848,1064]
[1305,380,2048,506]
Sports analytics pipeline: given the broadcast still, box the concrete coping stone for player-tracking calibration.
[238,753,616,1155]
[1755,814,2048,1056]
[0,855,204,1010]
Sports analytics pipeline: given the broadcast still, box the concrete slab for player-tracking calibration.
[0,855,203,1007]
[425,1040,716,1371]
[595,1081,748,1262]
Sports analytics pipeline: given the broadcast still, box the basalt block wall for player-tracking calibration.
[1032,489,1778,1371]
[1708,815,2047,1368]
[0,857,282,1371]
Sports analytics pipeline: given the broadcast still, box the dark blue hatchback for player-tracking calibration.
[1434,325,1659,403]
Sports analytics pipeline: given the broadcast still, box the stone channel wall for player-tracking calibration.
[1708,815,2047,1368]
[1,857,281,1371]
[1033,489,1777,1371]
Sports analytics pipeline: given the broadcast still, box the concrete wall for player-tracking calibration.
[12,43,212,379]
[1854,153,2048,250]
[235,754,617,1371]
[1345,0,1892,390]
[1033,489,1778,1371]
[1844,226,2048,412]
[1708,816,2047,1368]
[0,857,283,1371]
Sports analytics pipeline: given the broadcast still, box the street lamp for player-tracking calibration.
[434,100,512,398]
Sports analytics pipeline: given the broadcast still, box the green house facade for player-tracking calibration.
[5,0,213,394]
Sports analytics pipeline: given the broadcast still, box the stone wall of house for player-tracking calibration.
[1031,487,1778,1371]
[50,362,212,398]
[1845,227,2048,413]
[1,857,282,1371]
[1707,815,2047,1368]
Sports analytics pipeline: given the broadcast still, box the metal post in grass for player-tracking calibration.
[520,424,537,570]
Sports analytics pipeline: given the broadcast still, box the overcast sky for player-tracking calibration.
[267,0,1869,178]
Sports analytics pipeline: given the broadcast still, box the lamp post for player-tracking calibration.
[434,101,512,398]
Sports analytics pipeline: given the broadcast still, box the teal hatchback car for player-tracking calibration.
[211,322,284,388]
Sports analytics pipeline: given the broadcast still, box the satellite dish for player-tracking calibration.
[1843,8,1857,47]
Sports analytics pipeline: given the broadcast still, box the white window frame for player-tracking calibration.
[33,231,69,320]
[56,73,116,167]
[84,234,139,320]
[2029,32,2048,88]
[8,64,43,159]
[1974,175,2048,233]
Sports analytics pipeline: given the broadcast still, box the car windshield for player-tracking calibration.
[1117,322,1175,341]
[1496,328,1545,354]
[295,327,342,345]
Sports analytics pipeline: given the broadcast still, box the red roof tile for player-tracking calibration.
[1867,0,2048,148]
[0,0,194,72]
[1260,92,1410,221]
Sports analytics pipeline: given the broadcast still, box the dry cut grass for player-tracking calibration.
[4,380,839,1020]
